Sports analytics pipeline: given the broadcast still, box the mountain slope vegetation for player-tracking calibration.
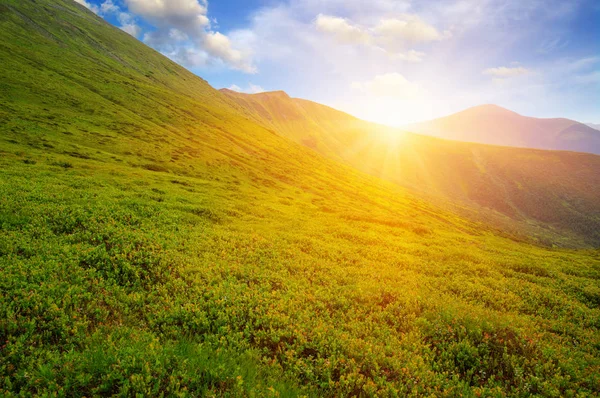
[222,90,600,248]
[406,104,600,154]
[1,1,600,396]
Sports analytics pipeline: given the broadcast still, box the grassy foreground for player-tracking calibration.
[1,0,600,396]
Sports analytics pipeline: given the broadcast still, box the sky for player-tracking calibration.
[76,0,600,125]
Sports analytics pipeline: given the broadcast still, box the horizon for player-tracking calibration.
[218,89,600,127]
[75,0,600,125]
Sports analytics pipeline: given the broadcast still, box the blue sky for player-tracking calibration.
[76,0,600,125]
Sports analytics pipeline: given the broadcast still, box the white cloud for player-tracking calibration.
[124,0,210,30]
[314,13,444,59]
[75,0,141,37]
[76,0,255,71]
[228,83,265,94]
[120,23,141,37]
[74,0,99,14]
[483,66,530,78]
[247,83,265,93]
[143,30,182,48]
[203,32,256,73]
[100,0,119,14]
[116,11,141,37]
[121,0,255,72]
[375,16,443,44]
[315,14,371,45]
[160,46,210,68]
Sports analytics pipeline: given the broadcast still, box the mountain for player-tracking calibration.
[1,1,600,396]
[404,104,600,154]
[221,88,377,160]
[222,90,600,247]
[587,123,600,131]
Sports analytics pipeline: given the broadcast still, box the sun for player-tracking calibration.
[344,96,437,127]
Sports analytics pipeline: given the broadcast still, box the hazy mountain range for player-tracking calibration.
[404,104,600,154]
[587,123,600,131]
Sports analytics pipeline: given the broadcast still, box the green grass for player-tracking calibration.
[1,1,600,396]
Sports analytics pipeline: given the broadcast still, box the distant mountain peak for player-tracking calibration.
[471,104,507,110]
[460,104,519,116]
[406,104,600,154]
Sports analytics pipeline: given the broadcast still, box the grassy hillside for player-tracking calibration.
[220,89,376,162]
[406,104,600,155]
[1,1,600,396]
[222,90,600,248]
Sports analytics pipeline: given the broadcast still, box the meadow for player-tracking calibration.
[2,133,600,396]
[1,0,600,396]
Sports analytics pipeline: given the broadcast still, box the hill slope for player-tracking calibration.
[406,104,600,154]
[1,1,600,396]
[221,88,377,161]
[587,123,600,131]
[222,90,600,247]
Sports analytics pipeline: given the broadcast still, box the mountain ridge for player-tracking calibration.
[587,123,600,131]
[405,104,600,154]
